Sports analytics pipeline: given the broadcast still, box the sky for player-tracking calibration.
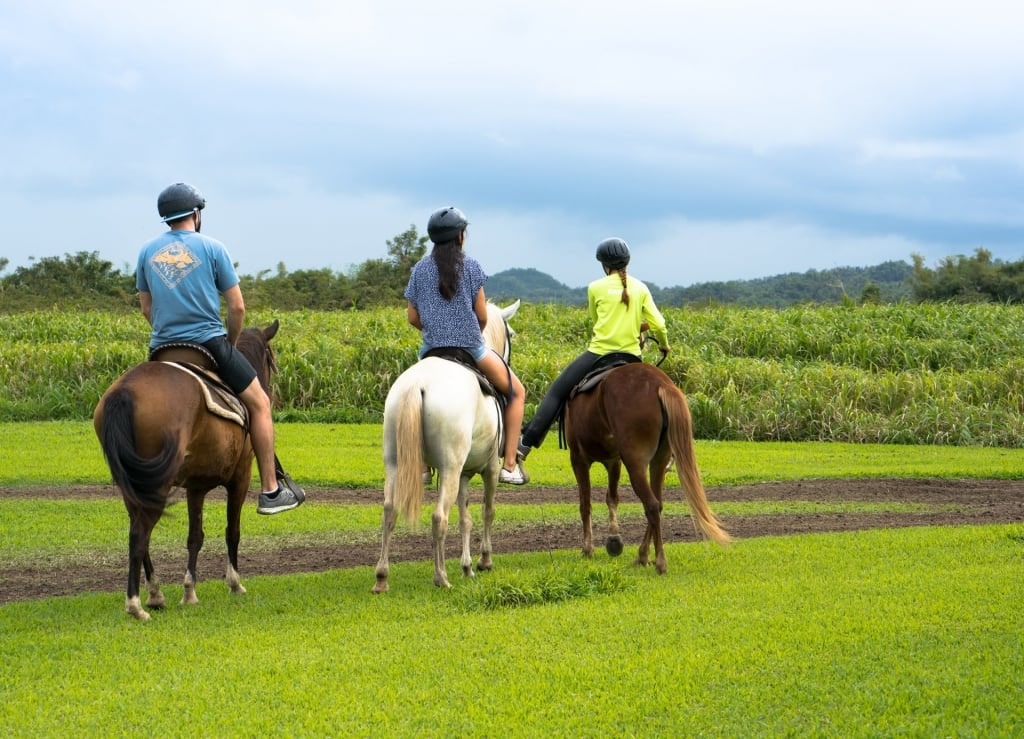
[2,1,1023,290]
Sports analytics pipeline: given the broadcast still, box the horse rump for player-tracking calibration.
[97,386,178,511]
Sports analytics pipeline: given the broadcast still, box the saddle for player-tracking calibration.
[557,352,642,449]
[149,342,247,427]
[421,347,509,413]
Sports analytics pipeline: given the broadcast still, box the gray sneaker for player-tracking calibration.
[257,486,303,515]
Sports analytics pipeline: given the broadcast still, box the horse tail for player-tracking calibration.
[393,384,426,525]
[97,387,178,512]
[660,385,732,547]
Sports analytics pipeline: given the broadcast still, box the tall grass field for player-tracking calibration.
[4,302,1024,444]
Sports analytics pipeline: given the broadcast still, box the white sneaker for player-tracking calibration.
[499,463,529,485]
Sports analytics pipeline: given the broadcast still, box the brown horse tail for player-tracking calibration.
[394,384,426,526]
[660,385,732,547]
[98,387,178,512]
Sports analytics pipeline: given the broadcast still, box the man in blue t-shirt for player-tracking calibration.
[136,182,302,514]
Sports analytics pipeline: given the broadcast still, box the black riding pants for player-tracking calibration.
[202,335,258,394]
[520,351,600,449]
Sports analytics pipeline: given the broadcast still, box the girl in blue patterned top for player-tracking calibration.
[404,206,529,484]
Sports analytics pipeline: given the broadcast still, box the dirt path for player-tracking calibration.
[3,478,1022,604]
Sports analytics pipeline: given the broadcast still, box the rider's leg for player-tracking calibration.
[476,352,526,472]
[520,351,599,457]
[238,378,279,493]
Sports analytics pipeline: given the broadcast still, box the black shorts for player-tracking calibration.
[202,335,258,394]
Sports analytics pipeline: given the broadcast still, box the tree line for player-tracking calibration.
[0,226,428,313]
[1,232,1021,312]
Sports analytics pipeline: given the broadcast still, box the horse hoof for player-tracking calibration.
[372,581,389,594]
[126,597,150,621]
[605,537,624,557]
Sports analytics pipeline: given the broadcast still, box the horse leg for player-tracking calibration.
[142,552,165,611]
[224,477,248,595]
[625,460,666,573]
[182,489,206,606]
[372,475,399,594]
[569,449,596,559]
[476,465,497,573]
[431,468,459,588]
[605,459,624,557]
[125,511,159,621]
[457,475,475,579]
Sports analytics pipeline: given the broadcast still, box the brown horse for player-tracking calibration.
[92,321,279,620]
[564,361,730,573]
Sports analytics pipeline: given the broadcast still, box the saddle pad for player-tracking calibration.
[161,362,247,427]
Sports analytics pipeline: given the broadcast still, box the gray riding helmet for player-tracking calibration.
[157,182,206,223]
[596,237,631,269]
[427,206,469,243]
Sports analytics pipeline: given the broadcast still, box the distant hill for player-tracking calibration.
[486,268,586,304]
[487,261,914,307]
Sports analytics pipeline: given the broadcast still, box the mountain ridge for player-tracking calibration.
[487,261,914,307]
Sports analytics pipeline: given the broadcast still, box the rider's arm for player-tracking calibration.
[474,288,489,330]
[138,291,153,326]
[223,284,246,346]
[406,301,423,331]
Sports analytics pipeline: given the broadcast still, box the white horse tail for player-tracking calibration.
[660,384,731,547]
[394,384,427,526]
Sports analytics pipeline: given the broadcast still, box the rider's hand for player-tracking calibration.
[660,346,671,358]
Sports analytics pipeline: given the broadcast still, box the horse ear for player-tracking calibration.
[264,320,280,342]
[500,299,521,322]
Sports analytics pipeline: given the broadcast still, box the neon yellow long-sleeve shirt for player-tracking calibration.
[586,272,669,355]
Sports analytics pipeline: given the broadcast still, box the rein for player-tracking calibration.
[640,333,667,366]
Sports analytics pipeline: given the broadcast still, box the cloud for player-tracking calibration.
[2,2,1024,291]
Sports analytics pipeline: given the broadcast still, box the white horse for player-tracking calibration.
[373,299,521,592]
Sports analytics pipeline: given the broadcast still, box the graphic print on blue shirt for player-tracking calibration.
[151,242,203,289]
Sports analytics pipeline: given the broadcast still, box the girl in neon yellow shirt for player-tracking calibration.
[518,238,670,460]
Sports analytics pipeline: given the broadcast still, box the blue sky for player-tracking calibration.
[2,1,1023,289]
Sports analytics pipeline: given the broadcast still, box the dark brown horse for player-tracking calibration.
[93,321,279,620]
[564,362,730,573]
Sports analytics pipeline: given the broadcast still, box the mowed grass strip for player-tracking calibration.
[5,421,1024,488]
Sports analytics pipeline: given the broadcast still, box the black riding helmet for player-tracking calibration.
[427,206,469,243]
[596,237,630,269]
[158,182,206,223]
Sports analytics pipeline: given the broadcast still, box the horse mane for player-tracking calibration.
[235,327,278,395]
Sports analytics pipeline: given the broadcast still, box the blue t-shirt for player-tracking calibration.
[404,253,488,354]
[136,231,240,348]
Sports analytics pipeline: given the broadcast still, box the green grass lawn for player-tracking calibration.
[2,421,1023,736]
[1,526,1021,736]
